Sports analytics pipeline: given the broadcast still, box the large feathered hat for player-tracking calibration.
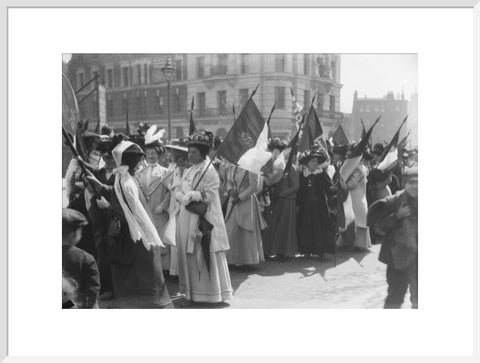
[298,146,327,166]
[143,125,166,155]
[164,138,188,153]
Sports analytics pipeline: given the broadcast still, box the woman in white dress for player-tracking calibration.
[175,130,233,305]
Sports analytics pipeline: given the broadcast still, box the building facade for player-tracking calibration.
[66,53,343,139]
[349,90,409,145]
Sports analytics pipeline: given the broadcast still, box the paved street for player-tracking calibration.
[164,244,410,309]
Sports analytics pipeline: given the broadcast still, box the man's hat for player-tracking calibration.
[186,129,214,148]
[372,143,385,156]
[62,208,88,230]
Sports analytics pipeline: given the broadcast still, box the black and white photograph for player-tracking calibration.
[62,53,418,309]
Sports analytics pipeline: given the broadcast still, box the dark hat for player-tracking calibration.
[372,143,385,156]
[164,138,188,153]
[332,145,348,156]
[268,137,287,152]
[100,124,114,137]
[62,208,88,230]
[403,166,418,181]
[186,129,214,148]
[298,148,327,166]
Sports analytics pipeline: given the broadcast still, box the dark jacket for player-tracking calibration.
[62,245,100,308]
[367,190,418,270]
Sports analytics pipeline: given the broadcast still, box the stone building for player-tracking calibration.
[350,90,409,145]
[66,53,343,139]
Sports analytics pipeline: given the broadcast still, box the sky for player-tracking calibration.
[340,54,418,112]
[63,53,418,113]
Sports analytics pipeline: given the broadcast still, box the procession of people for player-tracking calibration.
[62,81,418,310]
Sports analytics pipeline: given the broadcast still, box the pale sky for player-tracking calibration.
[340,54,418,112]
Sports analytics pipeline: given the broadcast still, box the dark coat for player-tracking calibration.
[297,170,336,255]
[62,245,100,308]
[367,190,418,270]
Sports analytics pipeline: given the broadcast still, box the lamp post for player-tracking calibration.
[161,57,175,141]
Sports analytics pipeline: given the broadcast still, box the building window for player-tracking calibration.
[359,107,364,112]
[304,54,309,75]
[77,72,84,89]
[240,54,248,74]
[175,60,182,81]
[122,67,129,87]
[275,87,285,109]
[395,106,400,112]
[365,105,370,113]
[212,54,228,75]
[176,126,184,138]
[374,105,379,113]
[331,60,336,80]
[239,88,249,108]
[317,93,324,114]
[174,91,181,114]
[155,94,164,115]
[196,57,204,78]
[136,96,142,115]
[136,64,142,84]
[275,55,285,73]
[198,92,206,116]
[106,69,113,88]
[330,95,335,112]
[217,90,227,116]
[144,64,149,84]
[380,105,385,112]
[304,90,311,110]
[107,95,113,117]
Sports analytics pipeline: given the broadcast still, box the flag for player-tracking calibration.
[340,115,380,182]
[125,109,131,136]
[283,118,303,177]
[397,130,410,157]
[377,115,408,171]
[217,88,271,175]
[266,102,276,139]
[189,96,196,135]
[332,122,349,145]
[298,105,326,153]
[336,116,380,231]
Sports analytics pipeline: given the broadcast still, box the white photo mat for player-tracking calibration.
[3,3,480,362]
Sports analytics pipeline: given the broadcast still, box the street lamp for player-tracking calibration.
[161,57,175,141]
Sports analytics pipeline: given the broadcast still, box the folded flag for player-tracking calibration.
[340,115,380,182]
[217,87,271,175]
[397,129,410,158]
[332,122,350,146]
[298,104,328,157]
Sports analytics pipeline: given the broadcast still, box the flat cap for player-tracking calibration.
[62,208,88,229]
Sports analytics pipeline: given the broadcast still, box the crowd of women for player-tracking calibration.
[62,123,418,309]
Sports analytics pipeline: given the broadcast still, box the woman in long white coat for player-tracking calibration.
[175,130,233,304]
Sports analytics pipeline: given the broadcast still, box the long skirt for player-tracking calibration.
[225,209,265,265]
[177,208,233,303]
[262,198,298,257]
[110,242,173,308]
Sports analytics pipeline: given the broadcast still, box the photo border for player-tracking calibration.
[2,1,479,362]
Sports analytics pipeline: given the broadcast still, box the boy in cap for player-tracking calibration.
[367,167,418,308]
[62,208,100,308]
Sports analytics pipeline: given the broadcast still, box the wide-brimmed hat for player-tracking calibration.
[62,208,88,230]
[186,129,214,148]
[298,148,327,165]
[164,138,188,153]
